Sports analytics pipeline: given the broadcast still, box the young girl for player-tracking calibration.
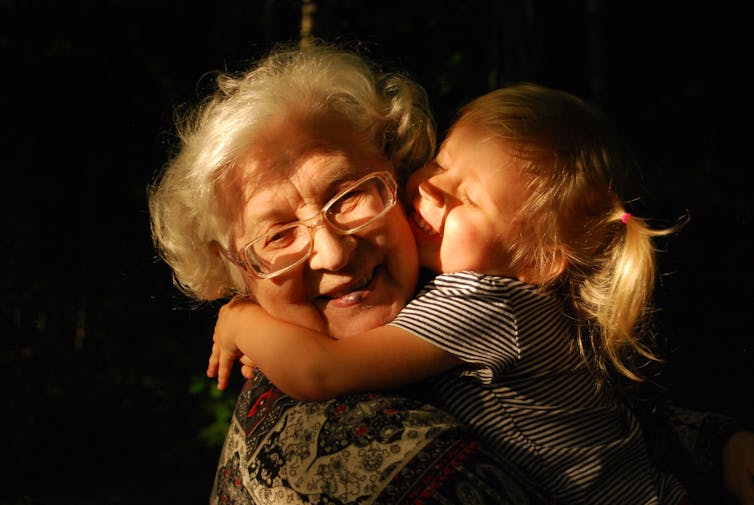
[208,83,689,504]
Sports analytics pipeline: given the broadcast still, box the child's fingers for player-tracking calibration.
[207,343,235,390]
[241,364,254,379]
[239,355,255,379]
[207,344,221,378]
[217,359,232,390]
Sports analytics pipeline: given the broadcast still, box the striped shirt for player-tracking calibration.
[389,272,687,504]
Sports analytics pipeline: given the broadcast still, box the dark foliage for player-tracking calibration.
[1,0,752,503]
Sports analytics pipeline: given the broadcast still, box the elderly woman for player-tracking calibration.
[149,42,548,504]
[149,43,754,504]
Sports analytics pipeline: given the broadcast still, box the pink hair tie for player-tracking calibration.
[620,212,632,224]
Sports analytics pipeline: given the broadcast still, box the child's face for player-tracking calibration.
[406,122,530,278]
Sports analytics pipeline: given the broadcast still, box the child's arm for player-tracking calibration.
[723,430,754,505]
[207,297,463,401]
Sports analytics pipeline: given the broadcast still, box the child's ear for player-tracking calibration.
[517,250,567,285]
[545,248,568,283]
[534,248,568,285]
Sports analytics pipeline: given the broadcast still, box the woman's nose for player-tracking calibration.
[307,225,357,272]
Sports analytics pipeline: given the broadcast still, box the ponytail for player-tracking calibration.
[571,211,685,381]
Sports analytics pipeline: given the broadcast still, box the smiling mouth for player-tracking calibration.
[321,266,378,303]
[411,210,441,237]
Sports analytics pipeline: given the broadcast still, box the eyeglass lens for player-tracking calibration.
[246,174,394,276]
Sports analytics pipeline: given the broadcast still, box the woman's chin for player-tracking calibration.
[327,303,402,339]
[322,263,414,338]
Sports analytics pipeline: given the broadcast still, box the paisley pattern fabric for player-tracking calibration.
[639,402,752,504]
[210,372,551,505]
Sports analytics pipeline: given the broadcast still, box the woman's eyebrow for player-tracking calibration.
[315,164,372,197]
[239,190,294,238]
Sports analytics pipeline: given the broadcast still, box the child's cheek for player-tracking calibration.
[439,218,487,271]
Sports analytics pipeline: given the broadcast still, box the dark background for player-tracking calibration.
[2,1,752,503]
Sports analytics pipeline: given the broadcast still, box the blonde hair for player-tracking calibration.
[148,42,435,300]
[457,83,683,382]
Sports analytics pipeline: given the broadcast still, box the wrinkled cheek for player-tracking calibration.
[387,238,419,300]
[252,280,328,334]
[370,213,419,292]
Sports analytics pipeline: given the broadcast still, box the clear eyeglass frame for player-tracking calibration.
[219,170,398,279]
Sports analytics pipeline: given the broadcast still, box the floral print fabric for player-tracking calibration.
[210,372,549,505]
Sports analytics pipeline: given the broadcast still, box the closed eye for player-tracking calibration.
[261,226,299,249]
[430,159,447,173]
[458,186,477,207]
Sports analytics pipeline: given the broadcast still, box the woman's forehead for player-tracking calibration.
[238,147,378,197]
[238,112,381,179]
[229,150,383,240]
[245,153,357,201]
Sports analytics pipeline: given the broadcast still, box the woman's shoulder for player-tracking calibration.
[210,373,552,504]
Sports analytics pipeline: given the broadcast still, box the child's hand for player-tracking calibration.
[239,355,256,380]
[723,430,754,505]
[206,296,256,390]
[207,341,240,390]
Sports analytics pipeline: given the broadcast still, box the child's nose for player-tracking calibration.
[417,179,445,208]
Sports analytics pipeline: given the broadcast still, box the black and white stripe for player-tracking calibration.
[390,271,686,504]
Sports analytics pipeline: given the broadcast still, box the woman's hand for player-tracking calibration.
[723,430,754,505]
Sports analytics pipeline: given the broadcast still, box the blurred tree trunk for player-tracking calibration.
[263,0,278,41]
[586,0,606,102]
[300,0,316,48]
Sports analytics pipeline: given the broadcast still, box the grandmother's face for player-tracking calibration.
[228,113,419,338]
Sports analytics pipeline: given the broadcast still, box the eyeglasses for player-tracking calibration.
[221,171,398,279]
